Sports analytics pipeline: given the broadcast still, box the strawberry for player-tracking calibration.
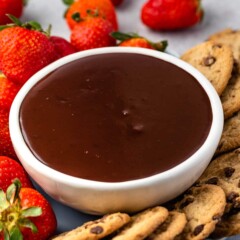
[50,36,76,59]
[0,179,57,240]
[0,156,32,191]
[0,73,21,111]
[64,0,118,30]
[0,16,58,85]
[0,109,17,160]
[141,0,203,30]
[111,0,124,6]
[70,16,116,51]
[0,0,24,25]
[111,32,168,51]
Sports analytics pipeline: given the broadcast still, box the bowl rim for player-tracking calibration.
[9,46,224,190]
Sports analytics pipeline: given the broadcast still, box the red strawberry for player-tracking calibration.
[70,17,116,51]
[0,179,57,240]
[0,74,21,110]
[111,32,168,51]
[0,156,32,191]
[50,36,76,59]
[111,0,124,6]
[0,108,17,159]
[0,16,58,85]
[64,0,118,30]
[141,0,203,30]
[0,0,23,25]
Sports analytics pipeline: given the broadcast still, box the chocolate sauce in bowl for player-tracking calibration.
[19,53,212,182]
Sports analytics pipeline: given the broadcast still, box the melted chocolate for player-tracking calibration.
[20,53,212,182]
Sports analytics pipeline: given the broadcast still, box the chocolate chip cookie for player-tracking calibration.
[175,184,226,240]
[211,209,240,238]
[208,28,240,62]
[199,149,240,211]
[112,206,169,240]
[221,68,240,119]
[146,211,187,240]
[181,40,234,95]
[216,111,240,155]
[51,212,131,240]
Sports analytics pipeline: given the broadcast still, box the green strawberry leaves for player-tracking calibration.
[18,218,38,233]
[151,40,168,51]
[0,190,9,211]
[6,14,22,26]
[8,227,23,240]
[63,0,74,6]
[0,14,52,37]
[21,207,42,218]
[111,32,140,41]
[0,179,42,240]
[6,178,21,204]
[111,31,168,52]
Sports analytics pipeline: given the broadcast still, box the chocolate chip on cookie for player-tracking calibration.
[211,209,240,238]
[208,28,240,63]
[224,167,235,178]
[112,206,169,240]
[203,56,216,66]
[175,184,226,240]
[146,211,187,240]
[181,40,234,95]
[199,149,240,209]
[51,212,131,240]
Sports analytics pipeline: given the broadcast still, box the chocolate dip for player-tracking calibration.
[19,53,213,182]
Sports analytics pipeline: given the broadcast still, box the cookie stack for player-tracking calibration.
[52,29,240,240]
[179,29,240,238]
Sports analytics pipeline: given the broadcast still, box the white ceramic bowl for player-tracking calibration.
[9,47,223,215]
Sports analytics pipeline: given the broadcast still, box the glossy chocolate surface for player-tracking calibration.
[20,53,212,182]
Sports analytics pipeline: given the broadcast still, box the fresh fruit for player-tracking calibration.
[141,0,203,30]
[0,108,17,160]
[0,16,58,85]
[70,16,116,51]
[64,0,118,30]
[0,73,21,111]
[0,179,57,240]
[50,36,76,59]
[0,156,32,191]
[111,32,168,51]
[111,0,124,6]
[0,0,24,25]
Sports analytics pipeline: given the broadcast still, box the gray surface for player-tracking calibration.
[25,0,240,238]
